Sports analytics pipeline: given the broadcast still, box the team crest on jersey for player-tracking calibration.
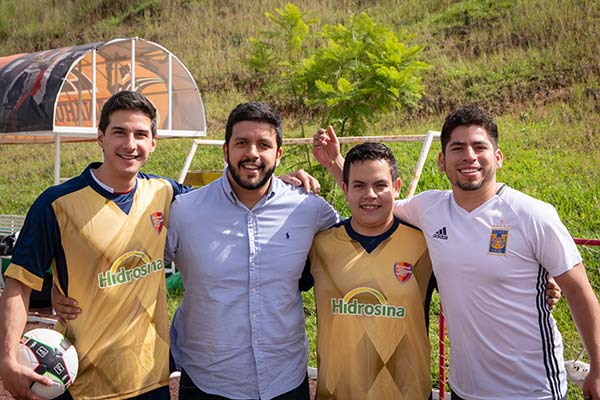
[488,225,509,255]
[150,212,164,234]
[393,262,413,283]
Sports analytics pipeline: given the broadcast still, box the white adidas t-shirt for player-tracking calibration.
[394,185,581,400]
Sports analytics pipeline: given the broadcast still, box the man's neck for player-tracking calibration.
[93,165,136,193]
[227,175,272,210]
[349,216,394,237]
[452,181,500,212]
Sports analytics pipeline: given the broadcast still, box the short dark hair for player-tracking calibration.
[441,105,498,152]
[343,142,399,184]
[98,91,158,137]
[225,102,282,148]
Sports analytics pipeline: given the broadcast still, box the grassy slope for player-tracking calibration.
[1,1,599,397]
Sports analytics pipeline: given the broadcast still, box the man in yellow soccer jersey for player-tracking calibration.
[0,91,190,400]
[309,142,434,400]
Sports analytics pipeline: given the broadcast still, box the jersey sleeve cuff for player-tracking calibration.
[4,263,45,291]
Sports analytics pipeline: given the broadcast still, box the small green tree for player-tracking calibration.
[304,12,429,136]
[247,4,428,137]
[247,3,428,201]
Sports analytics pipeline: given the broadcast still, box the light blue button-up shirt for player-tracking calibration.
[167,170,339,399]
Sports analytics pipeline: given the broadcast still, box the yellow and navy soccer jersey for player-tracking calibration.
[5,163,189,400]
[309,217,433,400]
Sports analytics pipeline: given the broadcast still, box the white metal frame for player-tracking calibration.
[178,132,441,195]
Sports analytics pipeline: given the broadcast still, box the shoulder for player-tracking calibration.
[35,175,88,209]
[274,178,334,208]
[498,186,558,220]
[137,171,192,196]
[413,189,451,205]
[22,175,88,228]
[397,218,422,232]
[313,219,347,244]
[395,189,451,217]
[274,178,314,198]
[171,178,222,208]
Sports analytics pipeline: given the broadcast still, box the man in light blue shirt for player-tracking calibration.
[166,102,339,400]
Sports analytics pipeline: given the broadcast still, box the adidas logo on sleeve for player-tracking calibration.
[433,227,448,240]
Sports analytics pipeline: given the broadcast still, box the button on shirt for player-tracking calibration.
[167,170,339,399]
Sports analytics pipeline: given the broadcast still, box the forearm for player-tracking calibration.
[557,265,600,369]
[567,287,600,369]
[0,278,31,363]
[324,155,344,188]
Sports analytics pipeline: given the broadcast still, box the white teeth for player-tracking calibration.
[461,168,479,173]
[361,205,379,209]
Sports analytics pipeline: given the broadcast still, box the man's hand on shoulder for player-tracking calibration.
[279,169,321,194]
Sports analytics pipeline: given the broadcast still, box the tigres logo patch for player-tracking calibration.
[489,226,509,255]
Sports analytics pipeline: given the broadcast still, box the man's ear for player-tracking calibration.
[437,151,445,172]
[275,146,283,167]
[495,148,504,169]
[222,142,228,163]
[393,178,402,197]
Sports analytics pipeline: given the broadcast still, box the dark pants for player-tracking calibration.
[178,369,310,400]
[56,385,170,400]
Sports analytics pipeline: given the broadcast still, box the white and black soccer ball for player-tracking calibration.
[17,328,79,399]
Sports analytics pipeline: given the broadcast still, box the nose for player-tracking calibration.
[245,144,259,159]
[123,133,136,150]
[363,186,377,198]
[463,146,477,161]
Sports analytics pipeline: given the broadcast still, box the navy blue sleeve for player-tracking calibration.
[11,191,62,281]
[169,180,194,197]
[423,274,438,332]
[298,257,314,292]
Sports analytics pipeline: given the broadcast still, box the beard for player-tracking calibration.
[443,161,496,192]
[227,157,276,190]
[450,169,494,192]
[455,179,485,191]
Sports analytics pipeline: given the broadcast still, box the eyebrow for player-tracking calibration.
[350,178,388,185]
[448,139,491,147]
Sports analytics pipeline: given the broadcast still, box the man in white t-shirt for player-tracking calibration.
[312,105,600,400]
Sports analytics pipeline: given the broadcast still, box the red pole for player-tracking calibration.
[573,238,600,246]
[439,304,446,400]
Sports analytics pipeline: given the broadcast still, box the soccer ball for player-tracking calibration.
[17,328,79,399]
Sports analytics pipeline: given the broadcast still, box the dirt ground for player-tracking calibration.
[0,309,317,400]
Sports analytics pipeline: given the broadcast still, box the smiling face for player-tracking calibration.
[223,120,283,200]
[96,110,156,190]
[343,159,401,236]
[439,124,503,202]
